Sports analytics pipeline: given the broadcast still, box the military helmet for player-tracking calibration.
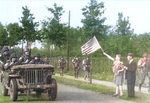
[24,48,30,52]
[9,53,17,60]
[2,46,9,53]
[34,53,40,58]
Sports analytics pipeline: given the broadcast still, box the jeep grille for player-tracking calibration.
[25,70,44,84]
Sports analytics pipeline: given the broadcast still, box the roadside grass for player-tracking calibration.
[53,75,150,103]
[0,84,51,103]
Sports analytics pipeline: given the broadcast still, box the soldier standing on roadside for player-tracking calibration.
[58,58,66,76]
[72,57,80,78]
[82,57,91,80]
[19,48,31,64]
[137,53,150,92]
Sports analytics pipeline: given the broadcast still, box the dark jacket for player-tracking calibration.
[30,59,43,64]
[19,54,31,64]
[126,60,137,83]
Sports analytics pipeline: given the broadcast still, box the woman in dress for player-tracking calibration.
[103,52,126,97]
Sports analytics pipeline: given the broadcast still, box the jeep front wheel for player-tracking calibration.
[48,78,57,101]
[2,81,8,96]
[10,79,18,101]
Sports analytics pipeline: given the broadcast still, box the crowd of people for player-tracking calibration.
[103,52,150,97]
[57,56,91,80]
[58,52,150,98]
[0,46,50,71]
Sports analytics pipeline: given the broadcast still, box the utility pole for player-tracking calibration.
[67,11,70,71]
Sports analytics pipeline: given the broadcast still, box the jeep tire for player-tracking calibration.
[48,78,57,101]
[2,80,8,96]
[10,79,18,101]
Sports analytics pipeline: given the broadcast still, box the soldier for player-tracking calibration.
[72,57,80,78]
[0,46,10,70]
[58,58,66,76]
[4,53,19,69]
[19,48,31,64]
[30,53,43,64]
[43,57,49,64]
[137,53,150,91]
[82,57,91,80]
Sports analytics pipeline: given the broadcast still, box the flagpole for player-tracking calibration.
[90,53,93,84]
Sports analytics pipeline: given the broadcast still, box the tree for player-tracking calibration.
[115,12,134,35]
[132,33,150,57]
[81,0,110,39]
[0,23,9,48]
[20,6,40,46]
[6,23,23,46]
[105,12,134,56]
[42,3,66,48]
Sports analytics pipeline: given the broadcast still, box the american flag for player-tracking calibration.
[81,36,102,55]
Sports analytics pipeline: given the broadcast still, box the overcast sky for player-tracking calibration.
[0,0,150,48]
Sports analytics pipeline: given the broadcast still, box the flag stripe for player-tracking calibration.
[82,44,100,53]
[81,36,101,55]
[82,46,100,55]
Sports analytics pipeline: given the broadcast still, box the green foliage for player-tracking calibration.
[115,12,133,35]
[81,0,110,39]
[42,3,66,48]
[20,6,40,42]
[132,33,150,57]
[6,23,23,46]
[0,23,9,48]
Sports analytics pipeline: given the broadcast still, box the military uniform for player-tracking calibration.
[82,58,91,80]
[72,57,80,78]
[4,53,19,70]
[137,53,150,91]
[30,53,43,64]
[0,46,10,71]
[43,57,49,64]
[58,58,66,76]
[19,48,31,64]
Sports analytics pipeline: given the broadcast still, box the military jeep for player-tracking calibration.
[1,64,57,101]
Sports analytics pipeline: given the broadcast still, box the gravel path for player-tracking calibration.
[51,83,135,103]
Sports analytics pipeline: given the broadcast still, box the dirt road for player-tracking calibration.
[51,83,135,103]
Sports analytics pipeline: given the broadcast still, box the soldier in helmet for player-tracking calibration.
[30,53,43,64]
[19,48,31,64]
[43,57,49,64]
[82,57,91,80]
[0,46,10,70]
[72,57,80,78]
[58,58,66,76]
[4,53,19,69]
[137,53,150,92]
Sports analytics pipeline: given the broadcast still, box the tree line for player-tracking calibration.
[0,0,150,58]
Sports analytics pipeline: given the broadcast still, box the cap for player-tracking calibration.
[128,53,133,56]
